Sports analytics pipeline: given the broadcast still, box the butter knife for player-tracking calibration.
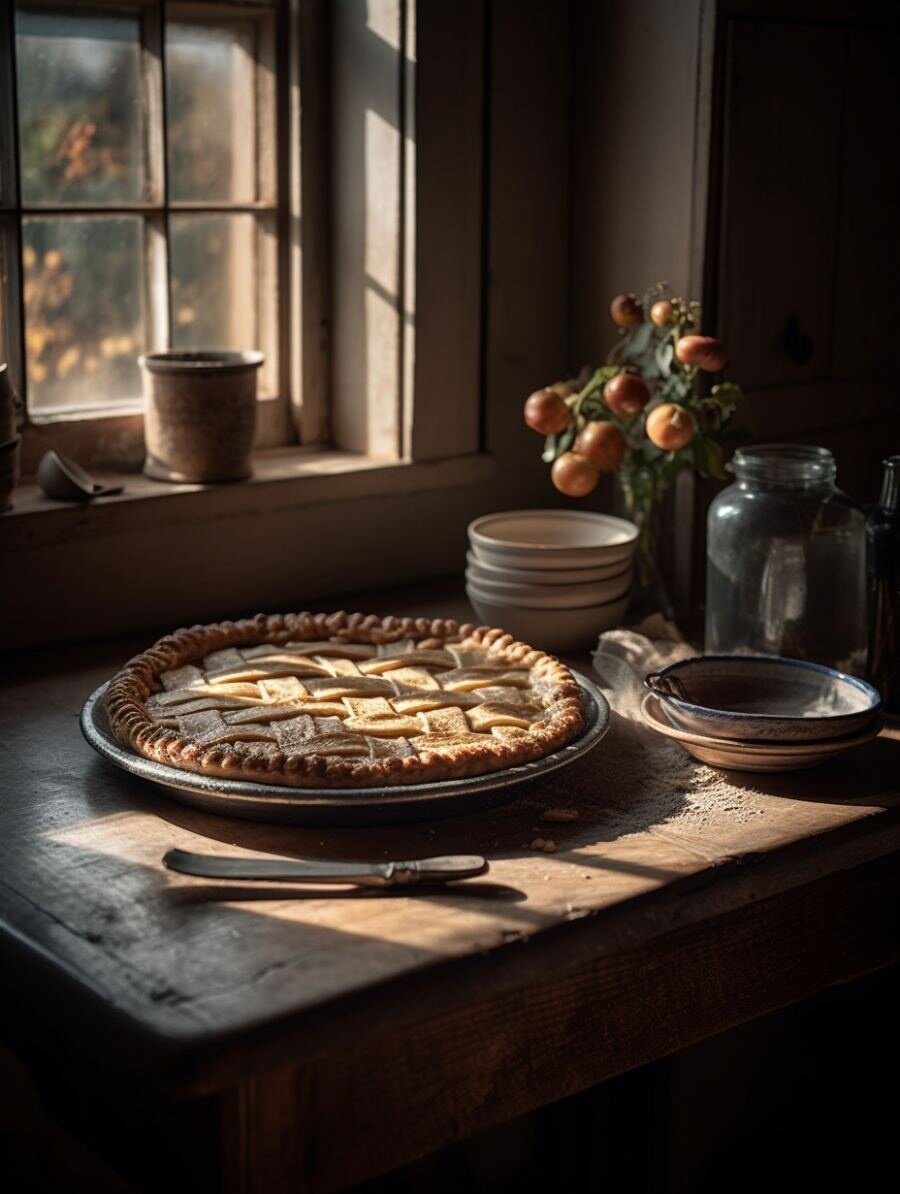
[163,847,489,887]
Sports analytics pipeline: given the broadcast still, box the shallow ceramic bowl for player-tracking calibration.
[465,565,632,609]
[645,655,881,743]
[641,693,882,773]
[466,550,631,586]
[468,510,638,571]
[466,584,629,653]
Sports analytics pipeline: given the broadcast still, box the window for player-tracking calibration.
[1,0,486,491]
[0,0,290,446]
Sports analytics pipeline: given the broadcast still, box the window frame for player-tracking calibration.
[0,0,302,462]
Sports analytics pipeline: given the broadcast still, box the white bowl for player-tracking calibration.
[466,550,631,586]
[466,584,630,653]
[465,566,632,608]
[468,509,639,571]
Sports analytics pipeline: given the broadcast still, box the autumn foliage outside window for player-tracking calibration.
[1,2,279,421]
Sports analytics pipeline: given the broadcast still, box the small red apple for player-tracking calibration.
[551,452,600,497]
[675,335,727,372]
[650,300,674,327]
[609,293,643,328]
[524,388,571,435]
[646,403,696,451]
[604,371,651,418]
[574,421,626,471]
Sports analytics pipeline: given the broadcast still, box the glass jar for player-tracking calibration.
[866,456,900,712]
[705,444,867,674]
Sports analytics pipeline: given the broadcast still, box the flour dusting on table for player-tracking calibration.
[591,625,769,833]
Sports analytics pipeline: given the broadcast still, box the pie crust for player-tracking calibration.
[104,611,585,788]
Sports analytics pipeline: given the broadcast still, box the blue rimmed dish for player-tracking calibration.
[644,655,881,743]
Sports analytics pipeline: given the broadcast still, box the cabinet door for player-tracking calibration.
[714,15,900,493]
[832,26,900,382]
[718,20,845,392]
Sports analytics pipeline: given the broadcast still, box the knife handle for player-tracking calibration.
[391,856,489,884]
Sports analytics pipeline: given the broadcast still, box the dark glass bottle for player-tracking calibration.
[866,456,900,713]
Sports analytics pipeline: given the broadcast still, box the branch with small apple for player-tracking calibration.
[523,283,748,601]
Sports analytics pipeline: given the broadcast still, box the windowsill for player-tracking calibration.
[2,447,497,552]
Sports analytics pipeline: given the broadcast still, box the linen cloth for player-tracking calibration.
[586,619,770,834]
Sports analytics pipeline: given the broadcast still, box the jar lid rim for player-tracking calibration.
[734,444,834,464]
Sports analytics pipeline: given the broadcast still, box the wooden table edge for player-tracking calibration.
[2,805,898,1101]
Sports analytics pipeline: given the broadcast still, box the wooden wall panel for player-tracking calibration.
[718,20,845,391]
[570,0,708,366]
[484,0,573,489]
[404,0,485,462]
[832,27,900,382]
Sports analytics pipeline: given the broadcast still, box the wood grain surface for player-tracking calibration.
[2,579,899,1190]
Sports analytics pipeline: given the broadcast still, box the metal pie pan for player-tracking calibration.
[81,675,610,825]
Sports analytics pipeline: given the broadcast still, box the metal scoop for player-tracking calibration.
[37,449,124,502]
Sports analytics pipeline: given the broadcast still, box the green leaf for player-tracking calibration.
[694,436,729,480]
[584,363,618,392]
[580,394,607,420]
[711,380,743,400]
[621,320,655,360]
[659,372,691,405]
[542,424,575,463]
[709,381,744,420]
[655,339,675,376]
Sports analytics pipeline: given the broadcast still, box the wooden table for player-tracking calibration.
[2,581,899,1193]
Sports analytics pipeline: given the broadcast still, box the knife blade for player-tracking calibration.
[163,848,489,887]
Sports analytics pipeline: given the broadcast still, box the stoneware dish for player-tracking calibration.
[468,510,638,571]
[641,692,883,773]
[465,566,632,609]
[466,585,629,653]
[644,654,881,743]
[466,550,631,586]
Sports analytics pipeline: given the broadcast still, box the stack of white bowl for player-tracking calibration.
[466,509,639,653]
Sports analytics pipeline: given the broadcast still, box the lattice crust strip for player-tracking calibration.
[104,612,585,789]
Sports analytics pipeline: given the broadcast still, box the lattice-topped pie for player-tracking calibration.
[105,611,585,788]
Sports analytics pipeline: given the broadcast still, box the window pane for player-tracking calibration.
[166,21,257,203]
[170,214,257,351]
[15,8,147,205]
[23,217,145,413]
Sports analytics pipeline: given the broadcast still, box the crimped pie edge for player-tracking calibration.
[103,610,586,789]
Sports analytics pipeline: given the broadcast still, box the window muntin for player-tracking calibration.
[16,8,150,206]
